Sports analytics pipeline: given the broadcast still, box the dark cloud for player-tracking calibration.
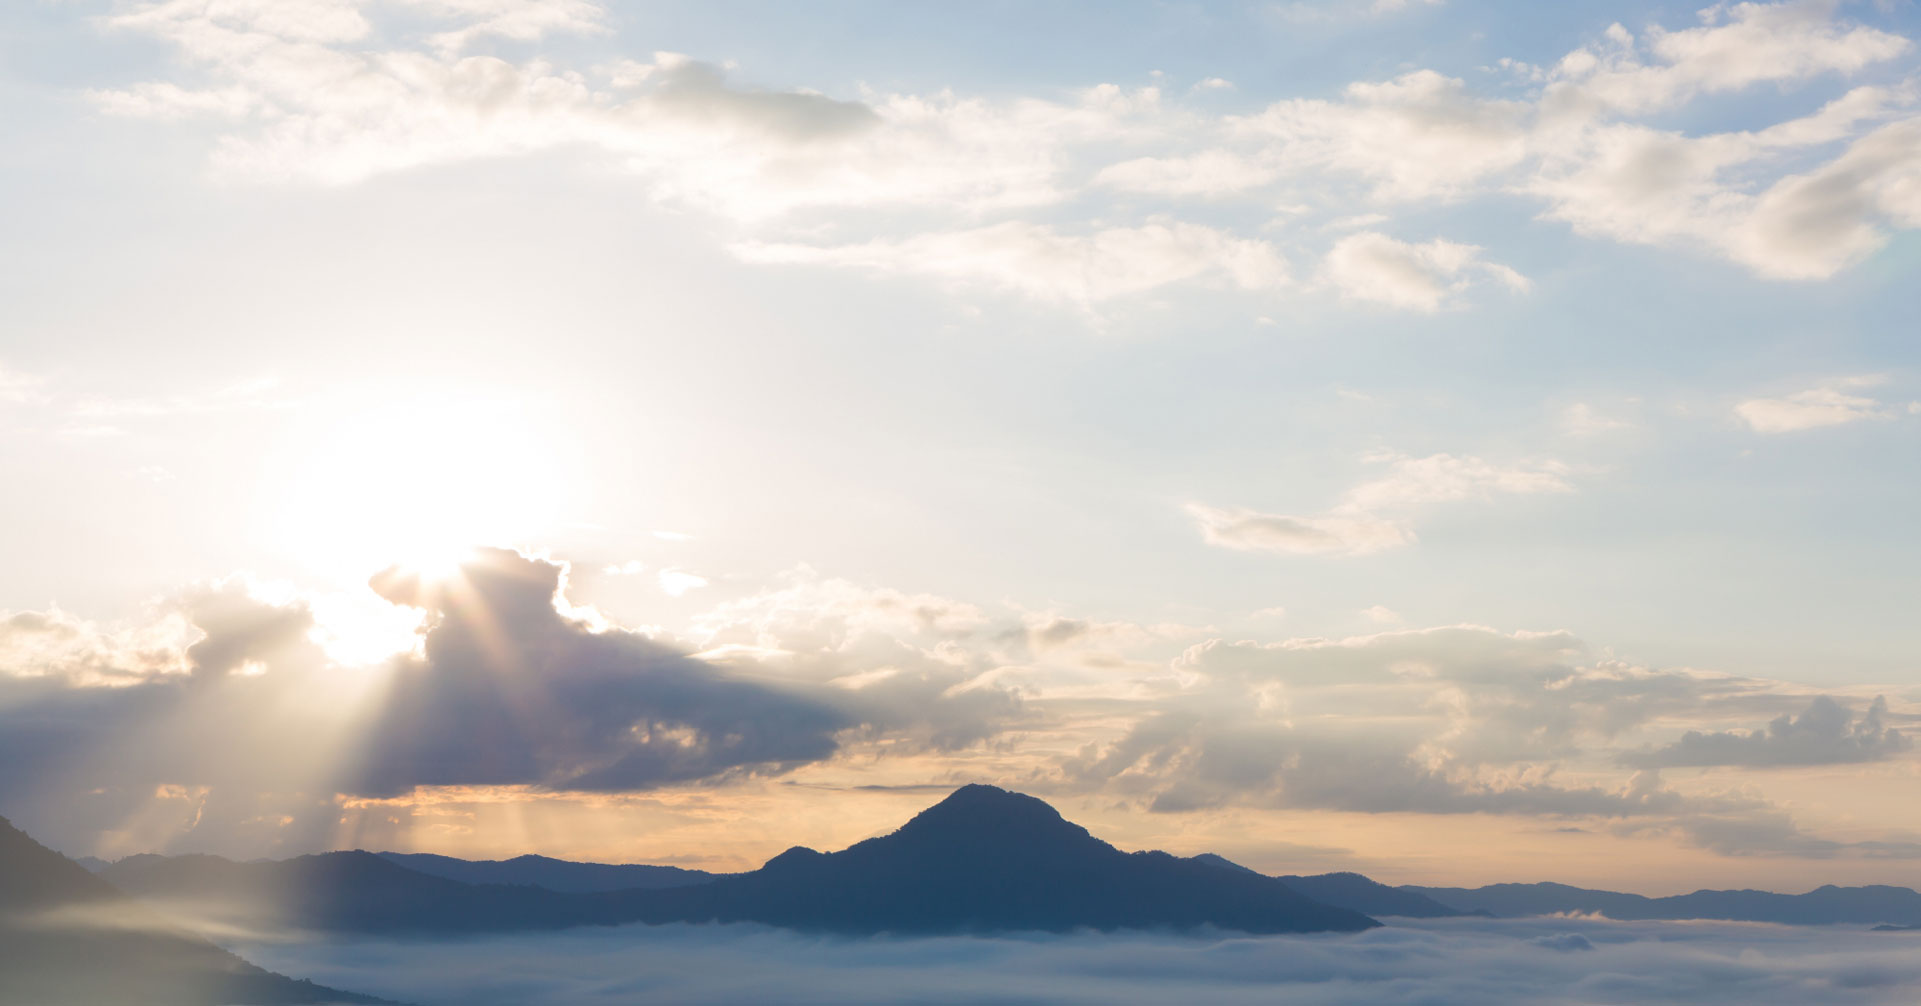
[0,549,1025,855]
[179,581,315,679]
[1622,696,1912,769]
[355,548,853,794]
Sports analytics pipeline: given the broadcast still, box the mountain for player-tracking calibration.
[375,851,716,892]
[1409,881,1921,926]
[1189,854,1466,918]
[108,785,1379,937]
[616,785,1381,934]
[0,815,391,1006]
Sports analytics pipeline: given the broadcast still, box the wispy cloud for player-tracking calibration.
[1736,376,1901,432]
[1190,452,1573,557]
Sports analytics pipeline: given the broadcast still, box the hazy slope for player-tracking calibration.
[0,816,391,1006]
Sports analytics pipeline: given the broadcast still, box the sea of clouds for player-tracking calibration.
[230,916,1921,1005]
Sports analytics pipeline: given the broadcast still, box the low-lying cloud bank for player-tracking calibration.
[231,917,1921,1006]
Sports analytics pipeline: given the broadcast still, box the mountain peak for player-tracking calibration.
[900,784,1081,836]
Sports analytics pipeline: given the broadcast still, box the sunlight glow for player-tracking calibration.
[271,388,577,585]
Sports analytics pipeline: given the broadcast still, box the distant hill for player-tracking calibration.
[102,849,623,935]
[107,785,1379,937]
[1408,881,1921,927]
[0,815,391,1006]
[375,851,716,892]
[1189,854,1466,918]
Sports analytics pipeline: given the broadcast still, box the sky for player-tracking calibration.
[0,0,1919,895]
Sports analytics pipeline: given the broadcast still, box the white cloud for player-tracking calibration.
[1560,402,1636,436]
[88,0,1921,303]
[1322,232,1528,311]
[1735,376,1896,432]
[1541,3,1911,117]
[1341,452,1573,509]
[1234,70,1531,202]
[1094,150,1278,198]
[657,568,709,596]
[1191,452,1572,558]
[398,0,608,53]
[1530,86,1916,280]
[736,222,1289,305]
[1186,503,1413,557]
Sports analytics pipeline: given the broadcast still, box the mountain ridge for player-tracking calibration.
[104,784,1380,937]
[1406,880,1921,926]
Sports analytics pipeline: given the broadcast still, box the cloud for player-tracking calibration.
[4,555,1918,864]
[354,549,852,794]
[401,0,608,54]
[1185,504,1412,557]
[735,222,1289,306]
[1623,696,1912,768]
[89,0,1921,308]
[688,569,1025,753]
[1322,232,1528,311]
[1236,70,1531,202]
[1531,85,1917,280]
[657,568,709,596]
[1540,3,1911,117]
[1560,402,1636,436]
[1736,376,1898,432]
[1341,452,1571,509]
[0,552,1029,855]
[1190,452,1573,557]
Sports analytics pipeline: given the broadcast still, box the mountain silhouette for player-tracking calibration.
[374,851,716,892]
[620,784,1380,934]
[1188,855,1465,918]
[107,785,1378,936]
[1408,881,1921,926]
[0,815,391,1006]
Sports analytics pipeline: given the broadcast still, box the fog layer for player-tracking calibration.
[231,917,1921,1005]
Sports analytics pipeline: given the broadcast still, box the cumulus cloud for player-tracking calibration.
[1189,452,1573,557]
[1623,696,1912,769]
[1736,376,1899,432]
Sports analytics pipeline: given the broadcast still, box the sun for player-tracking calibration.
[270,387,576,584]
